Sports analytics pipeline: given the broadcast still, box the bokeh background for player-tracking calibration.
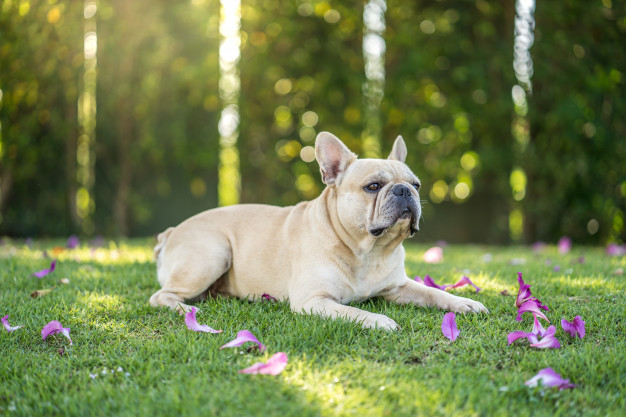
[0,0,624,244]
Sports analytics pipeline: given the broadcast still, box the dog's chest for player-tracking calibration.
[347,257,396,302]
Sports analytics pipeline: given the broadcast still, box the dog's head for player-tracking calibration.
[315,132,422,241]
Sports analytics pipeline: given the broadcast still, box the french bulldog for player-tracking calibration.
[149,132,487,330]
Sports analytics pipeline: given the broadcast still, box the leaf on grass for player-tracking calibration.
[184,307,222,333]
[2,315,24,332]
[220,330,266,352]
[41,320,72,345]
[441,312,459,342]
[33,260,57,279]
[31,287,56,298]
[561,316,585,339]
[239,352,287,375]
[525,368,575,390]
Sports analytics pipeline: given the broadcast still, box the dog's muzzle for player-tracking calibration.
[368,184,421,237]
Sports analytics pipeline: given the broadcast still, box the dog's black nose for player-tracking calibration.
[391,184,411,198]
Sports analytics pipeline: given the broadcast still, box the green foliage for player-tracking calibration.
[0,0,624,243]
[0,240,624,415]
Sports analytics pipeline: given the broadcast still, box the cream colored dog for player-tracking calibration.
[150,132,487,330]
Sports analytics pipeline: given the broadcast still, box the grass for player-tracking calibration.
[1,238,624,416]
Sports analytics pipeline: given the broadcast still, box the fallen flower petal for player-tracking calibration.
[529,326,561,349]
[515,273,549,311]
[507,330,538,346]
[532,241,547,253]
[423,246,443,264]
[2,315,24,332]
[67,235,80,249]
[532,313,547,338]
[420,275,448,290]
[184,307,222,333]
[516,300,550,323]
[445,275,481,292]
[41,320,72,345]
[33,260,57,279]
[441,312,459,342]
[239,352,288,375]
[561,316,585,339]
[558,236,571,255]
[261,293,277,302]
[220,330,266,352]
[525,368,576,390]
[606,243,625,257]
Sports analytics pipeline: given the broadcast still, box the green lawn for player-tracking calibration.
[1,239,624,416]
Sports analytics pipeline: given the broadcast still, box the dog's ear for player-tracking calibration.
[315,132,357,186]
[387,135,407,163]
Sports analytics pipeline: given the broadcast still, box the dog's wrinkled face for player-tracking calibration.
[315,132,422,242]
[336,159,422,239]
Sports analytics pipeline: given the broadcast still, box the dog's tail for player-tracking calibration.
[154,227,174,261]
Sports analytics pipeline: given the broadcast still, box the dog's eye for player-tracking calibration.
[364,183,381,192]
[412,183,421,191]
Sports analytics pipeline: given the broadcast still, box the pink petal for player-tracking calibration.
[33,260,57,279]
[525,368,576,390]
[507,330,539,346]
[41,320,72,345]
[606,243,625,256]
[561,316,585,339]
[558,236,571,255]
[441,312,459,342]
[445,276,481,292]
[516,300,550,323]
[2,315,24,332]
[529,325,561,349]
[421,275,448,290]
[261,293,277,302]
[184,307,222,334]
[239,352,288,375]
[220,330,266,352]
[423,247,443,264]
[67,235,80,249]
[515,273,549,311]
[414,276,424,284]
[532,241,546,253]
[532,314,547,337]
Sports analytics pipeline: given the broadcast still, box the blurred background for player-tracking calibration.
[0,0,624,244]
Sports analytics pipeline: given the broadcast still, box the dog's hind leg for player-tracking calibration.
[149,232,232,315]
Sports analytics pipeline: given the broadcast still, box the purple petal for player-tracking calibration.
[525,368,576,390]
[414,276,424,284]
[606,243,625,257]
[529,326,561,349]
[2,315,24,332]
[239,352,288,375]
[41,320,72,345]
[532,241,546,253]
[422,275,448,290]
[507,330,538,346]
[220,330,266,352]
[441,312,459,342]
[261,293,277,302]
[558,236,571,255]
[516,300,550,322]
[67,235,80,249]
[561,316,585,339]
[515,273,549,311]
[445,276,481,292]
[532,314,547,338]
[184,307,222,334]
[33,260,57,279]
[423,246,443,264]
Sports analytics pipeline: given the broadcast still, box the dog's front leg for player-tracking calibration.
[383,278,488,313]
[292,295,399,331]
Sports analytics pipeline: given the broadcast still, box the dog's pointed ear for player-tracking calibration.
[315,132,357,186]
[387,135,407,163]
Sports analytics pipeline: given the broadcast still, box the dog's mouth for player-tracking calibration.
[368,207,419,237]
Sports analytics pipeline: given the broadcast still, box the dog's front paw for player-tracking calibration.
[448,296,489,314]
[361,313,399,331]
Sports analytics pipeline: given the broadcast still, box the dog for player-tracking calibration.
[149,132,487,330]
